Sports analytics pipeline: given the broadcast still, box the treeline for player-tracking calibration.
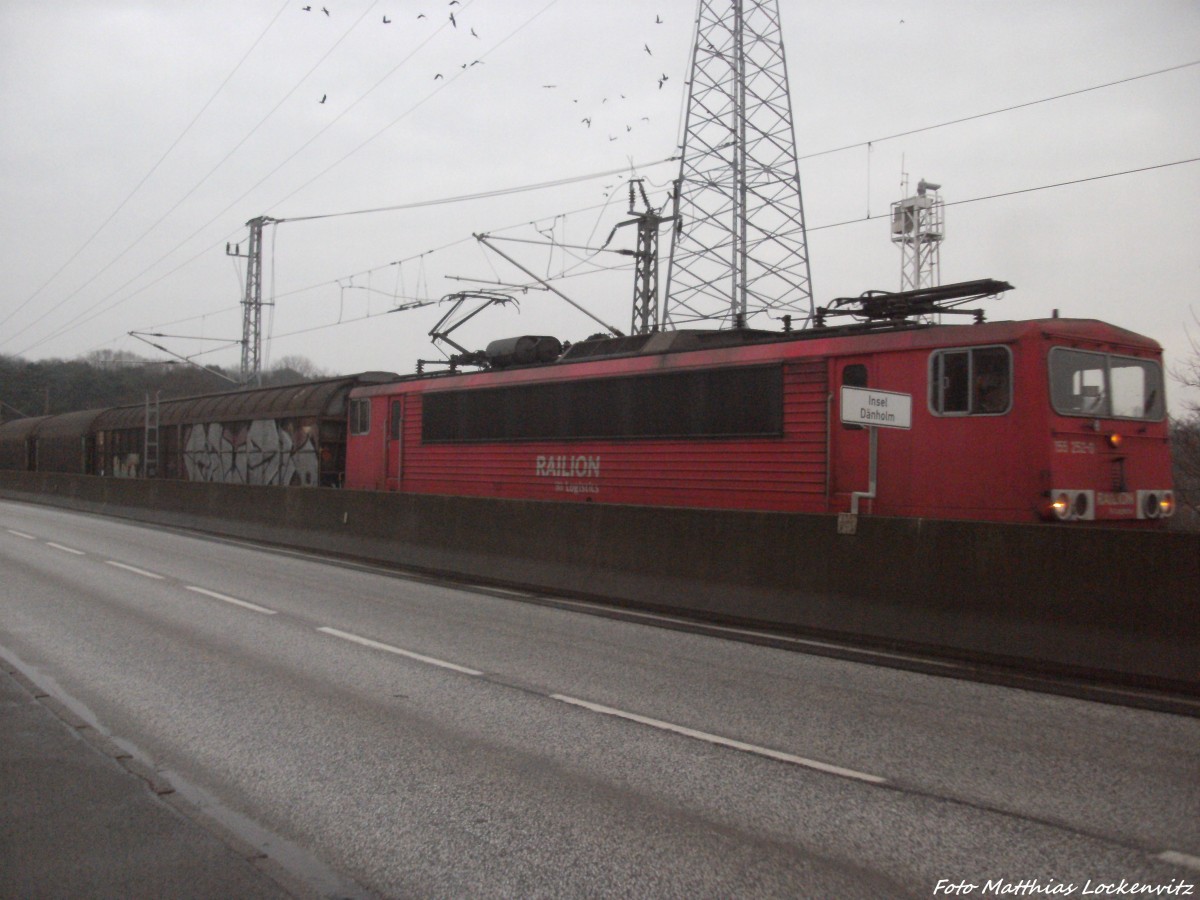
[0,351,333,422]
[1173,417,1200,531]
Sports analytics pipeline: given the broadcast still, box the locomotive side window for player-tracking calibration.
[422,365,782,443]
[929,346,1011,416]
[841,364,867,429]
[349,398,371,435]
[1049,349,1165,420]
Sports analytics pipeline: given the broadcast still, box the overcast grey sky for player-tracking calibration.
[2,1,1198,412]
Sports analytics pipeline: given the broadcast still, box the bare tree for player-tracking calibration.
[270,355,330,381]
[1169,310,1200,529]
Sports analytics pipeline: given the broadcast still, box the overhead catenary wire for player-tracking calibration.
[123,153,1200,364]
[806,157,1200,233]
[1,0,384,355]
[19,53,1199,362]
[0,0,294,334]
[796,59,1200,161]
[194,155,1200,356]
[6,0,563,360]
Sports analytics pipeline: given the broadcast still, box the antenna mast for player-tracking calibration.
[663,0,813,330]
[891,175,944,294]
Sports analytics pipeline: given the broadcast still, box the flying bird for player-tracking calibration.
[644,43,652,55]
[581,117,591,127]
[417,12,426,18]
[449,11,456,27]
[657,74,668,89]
[319,94,327,103]
[434,73,444,79]
[542,84,557,88]
[470,27,478,37]
[655,14,662,24]
[302,5,311,10]
[382,15,391,23]
[322,6,329,15]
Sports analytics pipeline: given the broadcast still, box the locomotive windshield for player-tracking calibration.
[1049,348,1165,420]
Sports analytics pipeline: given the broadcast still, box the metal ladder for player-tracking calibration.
[144,392,160,478]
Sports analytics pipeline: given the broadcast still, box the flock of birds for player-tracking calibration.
[302,2,673,145]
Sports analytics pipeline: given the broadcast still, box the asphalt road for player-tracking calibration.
[2,498,1197,898]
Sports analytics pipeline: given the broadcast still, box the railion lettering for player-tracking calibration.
[535,455,601,479]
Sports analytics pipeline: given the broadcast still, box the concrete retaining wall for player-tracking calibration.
[3,471,1196,695]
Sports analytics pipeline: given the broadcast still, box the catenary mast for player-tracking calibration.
[663,0,813,331]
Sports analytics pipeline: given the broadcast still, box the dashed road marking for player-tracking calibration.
[551,693,889,784]
[104,560,164,580]
[185,586,277,616]
[317,626,482,676]
[46,542,86,555]
[5,529,36,540]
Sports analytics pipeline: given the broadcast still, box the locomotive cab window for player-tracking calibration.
[1049,348,1165,420]
[929,346,1011,416]
[349,398,371,435]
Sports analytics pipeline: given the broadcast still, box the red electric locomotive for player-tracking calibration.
[344,280,1175,524]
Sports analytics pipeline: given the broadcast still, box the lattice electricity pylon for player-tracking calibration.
[226,216,274,386]
[663,0,813,331]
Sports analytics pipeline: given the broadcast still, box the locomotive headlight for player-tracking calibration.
[1048,489,1095,521]
[1160,491,1175,517]
[1106,433,1122,449]
[1136,489,1174,519]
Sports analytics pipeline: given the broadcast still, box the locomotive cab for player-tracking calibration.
[1038,326,1173,523]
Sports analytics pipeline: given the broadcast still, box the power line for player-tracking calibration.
[131,155,1200,362]
[798,59,1200,161]
[265,0,565,216]
[807,157,1200,233]
[275,159,673,223]
[0,0,380,355]
[0,0,292,336]
[6,0,555,360]
[15,52,1198,360]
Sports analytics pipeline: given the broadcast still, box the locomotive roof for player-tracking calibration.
[349,314,1164,398]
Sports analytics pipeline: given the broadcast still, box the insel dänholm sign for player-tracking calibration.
[840,386,913,430]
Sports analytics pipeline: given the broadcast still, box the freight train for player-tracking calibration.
[0,280,1176,524]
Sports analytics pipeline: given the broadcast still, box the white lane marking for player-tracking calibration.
[1157,850,1200,872]
[46,542,86,556]
[552,693,888,785]
[317,627,482,676]
[6,529,36,540]
[104,560,165,580]
[185,586,277,616]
